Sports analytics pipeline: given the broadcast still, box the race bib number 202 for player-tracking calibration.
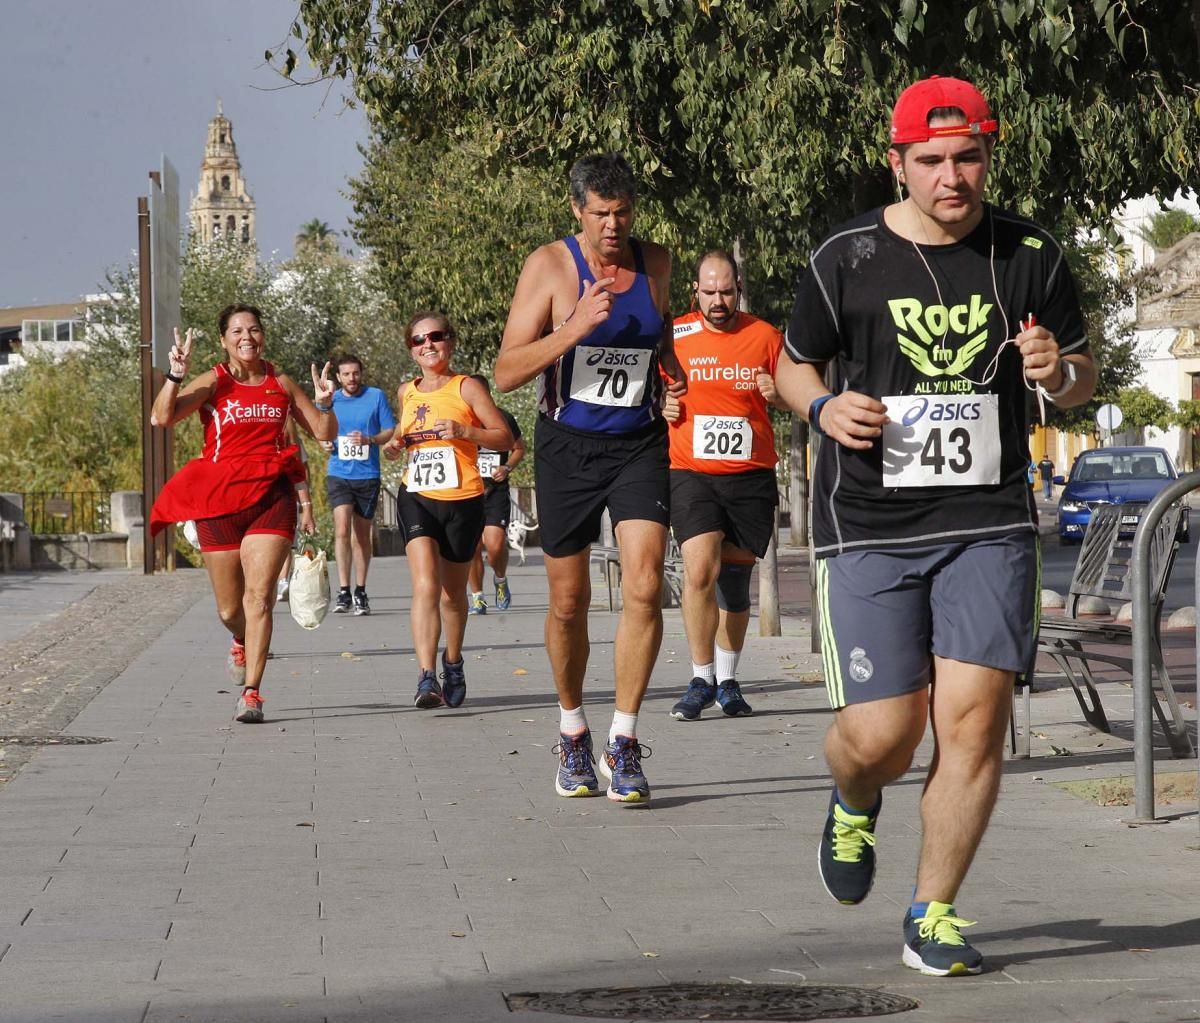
[880,394,1001,488]
[693,414,752,461]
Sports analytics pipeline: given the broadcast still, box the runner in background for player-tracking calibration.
[466,374,526,614]
[663,249,785,721]
[323,354,397,616]
[384,313,513,710]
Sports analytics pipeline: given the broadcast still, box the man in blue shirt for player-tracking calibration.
[322,354,397,614]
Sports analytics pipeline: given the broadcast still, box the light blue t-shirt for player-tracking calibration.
[328,386,397,480]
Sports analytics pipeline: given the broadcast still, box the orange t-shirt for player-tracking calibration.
[667,311,782,474]
[399,375,483,501]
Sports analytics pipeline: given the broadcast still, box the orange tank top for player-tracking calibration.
[667,311,782,474]
[399,374,483,501]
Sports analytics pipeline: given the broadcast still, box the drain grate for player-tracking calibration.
[504,983,918,1020]
[0,735,113,746]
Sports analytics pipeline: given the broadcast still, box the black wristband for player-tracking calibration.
[808,394,834,436]
[315,403,333,413]
[165,371,184,384]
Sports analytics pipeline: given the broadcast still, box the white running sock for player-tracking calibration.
[691,661,715,684]
[559,704,588,736]
[470,590,484,601]
[715,644,741,682]
[609,710,638,743]
[494,576,506,585]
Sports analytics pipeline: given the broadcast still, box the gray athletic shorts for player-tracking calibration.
[813,532,1040,709]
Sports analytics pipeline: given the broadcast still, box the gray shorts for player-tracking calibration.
[813,533,1040,709]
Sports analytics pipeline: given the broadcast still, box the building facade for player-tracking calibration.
[188,100,256,247]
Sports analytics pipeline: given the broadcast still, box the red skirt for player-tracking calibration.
[150,446,306,537]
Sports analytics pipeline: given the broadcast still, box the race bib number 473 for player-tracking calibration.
[569,346,650,407]
[406,446,459,492]
[881,394,1001,488]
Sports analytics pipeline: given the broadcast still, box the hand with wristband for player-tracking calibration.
[807,390,888,451]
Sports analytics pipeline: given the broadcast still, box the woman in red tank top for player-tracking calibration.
[150,304,337,724]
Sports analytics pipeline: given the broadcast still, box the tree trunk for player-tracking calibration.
[790,417,808,546]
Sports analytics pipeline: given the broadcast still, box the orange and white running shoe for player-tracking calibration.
[234,687,264,724]
[227,639,247,685]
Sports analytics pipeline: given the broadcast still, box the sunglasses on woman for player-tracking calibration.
[409,330,454,347]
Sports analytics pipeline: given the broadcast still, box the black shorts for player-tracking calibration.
[670,468,778,558]
[395,488,485,563]
[483,482,511,529]
[327,476,382,519]
[534,415,670,558]
[196,477,296,553]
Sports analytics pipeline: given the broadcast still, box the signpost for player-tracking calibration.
[1096,403,1123,446]
[139,156,181,573]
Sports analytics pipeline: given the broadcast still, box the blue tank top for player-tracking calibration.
[537,235,664,434]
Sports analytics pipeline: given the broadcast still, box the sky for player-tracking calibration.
[1,0,369,308]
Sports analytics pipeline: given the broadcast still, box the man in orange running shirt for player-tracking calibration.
[664,249,787,721]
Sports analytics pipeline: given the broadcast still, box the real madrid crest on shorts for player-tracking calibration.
[849,647,875,683]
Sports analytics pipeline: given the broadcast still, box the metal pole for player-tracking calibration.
[137,196,155,576]
[1131,474,1200,819]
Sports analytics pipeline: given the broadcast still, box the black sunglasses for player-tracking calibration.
[409,330,454,347]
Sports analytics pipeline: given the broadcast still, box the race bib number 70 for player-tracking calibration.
[569,346,651,407]
[881,394,1001,488]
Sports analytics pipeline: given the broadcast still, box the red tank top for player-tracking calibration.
[199,362,290,462]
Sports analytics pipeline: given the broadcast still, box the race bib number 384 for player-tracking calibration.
[569,346,650,407]
[881,394,1001,488]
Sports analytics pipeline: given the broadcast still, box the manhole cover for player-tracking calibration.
[0,735,112,746]
[504,983,918,1020]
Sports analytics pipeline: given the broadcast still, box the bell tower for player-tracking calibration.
[188,100,256,246]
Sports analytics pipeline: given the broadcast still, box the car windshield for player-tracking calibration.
[1072,451,1172,482]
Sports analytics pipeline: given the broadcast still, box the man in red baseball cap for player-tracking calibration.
[774,75,1096,976]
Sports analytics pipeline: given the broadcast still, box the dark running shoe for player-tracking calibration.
[598,736,652,803]
[670,677,716,721]
[902,902,983,976]
[333,589,352,614]
[494,579,512,610]
[353,589,371,616]
[818,788,880,905]
[552,730,599,797]
[414,669,443,709]
[716,679,753,716]
[440,652,467,708]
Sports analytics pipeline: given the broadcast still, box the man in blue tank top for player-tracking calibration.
[496,153,686,805]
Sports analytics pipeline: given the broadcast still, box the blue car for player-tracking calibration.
[1056,446,1190,543]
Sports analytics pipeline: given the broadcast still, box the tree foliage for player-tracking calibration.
[1137,206,1200,256]
[284,0,1200,255]
[1116,384,1175,432]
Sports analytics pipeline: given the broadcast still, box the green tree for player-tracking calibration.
[1137,206,1200,255]
[296,218,340,256]
[1117,384,1175,434]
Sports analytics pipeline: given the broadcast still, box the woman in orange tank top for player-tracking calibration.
[383,311,514,710]
[150,304,337,725]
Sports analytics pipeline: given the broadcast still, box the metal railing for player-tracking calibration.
[20,492,111,535]
[1130,473,1200,825]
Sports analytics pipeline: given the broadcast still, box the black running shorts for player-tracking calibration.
[482,481,511,529]
[326,475,383,520]
[534,415,670,558]
[669,468,778,558]
[395,488,485,563]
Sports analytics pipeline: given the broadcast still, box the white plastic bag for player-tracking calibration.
[289,542,330,630]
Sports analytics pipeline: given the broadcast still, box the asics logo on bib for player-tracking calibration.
[585,349,643,368]
[888,295,993,378]
[220,400,284,426]
[901,398,983,427]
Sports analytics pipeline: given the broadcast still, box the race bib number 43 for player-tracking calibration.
[406,446,459,492]
[570,347,650,407]
[881,394,1001,488]
[693,414,752,460]
[337,435,369,461]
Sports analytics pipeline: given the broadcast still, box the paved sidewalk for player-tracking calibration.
[0,553,1197,1022]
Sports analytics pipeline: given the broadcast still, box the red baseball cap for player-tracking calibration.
[890,75,998,144]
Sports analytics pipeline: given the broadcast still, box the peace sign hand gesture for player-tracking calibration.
[169,328,193,380]
[311,361,334,405]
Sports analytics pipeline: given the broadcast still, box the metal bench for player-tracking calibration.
[1016,501,1194,758]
